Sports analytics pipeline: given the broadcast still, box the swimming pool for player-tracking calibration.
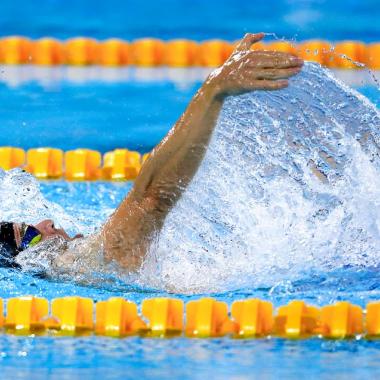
[1,0,380,378]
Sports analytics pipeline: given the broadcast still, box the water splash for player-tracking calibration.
[140,62,380,293]
[0,169,82,233]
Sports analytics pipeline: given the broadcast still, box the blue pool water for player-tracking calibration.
[2,336,380,380]
[0,0,380,377]
[0,66,379,153]
[0,68,200,152]
[0,0,380,42]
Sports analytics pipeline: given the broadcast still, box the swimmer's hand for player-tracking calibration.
[209,33,304,97]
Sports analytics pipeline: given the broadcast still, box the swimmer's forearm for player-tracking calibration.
[101,77,224,268]
[130,77,223,203]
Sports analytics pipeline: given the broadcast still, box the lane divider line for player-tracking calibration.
[0,296,379,339]
[0,147,150,181]
[0,36,379,69]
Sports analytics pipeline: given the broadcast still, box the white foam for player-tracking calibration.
[0,169,81,232]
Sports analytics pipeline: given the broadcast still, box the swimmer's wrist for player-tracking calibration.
[204,74,227,102]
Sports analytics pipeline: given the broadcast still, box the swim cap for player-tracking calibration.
[20,225,42,251]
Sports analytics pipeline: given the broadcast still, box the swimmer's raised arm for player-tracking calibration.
[101,33,303,270]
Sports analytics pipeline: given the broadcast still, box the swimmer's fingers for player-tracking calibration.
[234,33,265,52]
[245,79,289,91]
[252,66,303,80]
[247,51,304,69]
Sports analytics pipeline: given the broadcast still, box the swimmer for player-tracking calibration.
[16,33,304,274]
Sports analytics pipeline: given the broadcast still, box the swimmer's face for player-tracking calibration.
[34,219,59,239]
[34,219,77,241]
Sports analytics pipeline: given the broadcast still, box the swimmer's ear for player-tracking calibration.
[234,33,265,52]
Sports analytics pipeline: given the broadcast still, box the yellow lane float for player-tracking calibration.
[142,298,184,336]
[98,39,130,66]
[49,297,94,335]
[198,40,233,67]
[64,37,99,65]
[26,148,63,179]
[30,38,64,65]
[297,40,332,65]
[231,298,273,338]
[103,149,141,180]
[329,41,368,69]
[65,148,102,180]
[367,43,380,69]
[96,297,146,337]
[5,296,48,333]
[265,40,297,55]
[164,39,199,67]
[0,36,32,64]
[0,147,26,171]
[130,38,165,66]
[366,302,380,337]
[274,300,319,338]
[185,297,236,337]
[320,301,363,339]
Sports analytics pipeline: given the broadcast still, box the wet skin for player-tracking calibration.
[34,219,83,242]
[99,33,304,272]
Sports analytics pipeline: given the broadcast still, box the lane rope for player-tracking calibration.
[0,147,149,181]
[0,36,379,69]
[0,296,378,339]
